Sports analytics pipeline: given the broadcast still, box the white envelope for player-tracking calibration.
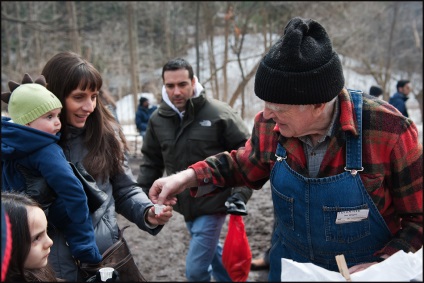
[281,247,423,281]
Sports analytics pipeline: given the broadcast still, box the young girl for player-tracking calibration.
[1,191,58,282]
[39,51,174,281]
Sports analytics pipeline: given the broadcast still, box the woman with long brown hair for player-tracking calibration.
[39,51,173,281]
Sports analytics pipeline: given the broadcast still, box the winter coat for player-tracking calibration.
[389,92,409,117]
[48,124,164,281]
[135,105,158,133]
[1,117,102,264]
[137,93,253,222]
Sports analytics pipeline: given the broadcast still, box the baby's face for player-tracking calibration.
[24,206,53,269]
[26,108,62,135]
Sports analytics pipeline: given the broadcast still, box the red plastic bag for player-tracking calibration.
[222,214,252,282]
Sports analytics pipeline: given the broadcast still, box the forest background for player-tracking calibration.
[1,1,423,125]
[1,2,423,281]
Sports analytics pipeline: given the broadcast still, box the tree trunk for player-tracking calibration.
[2,3,11,68]
[127,2,140,114]
[195,2,201,80]
[15,2,23,73]
[230,3,258,118]
[29,2,41,69]
[411,18,423,119]
[162,2,172,59]
[228,60,260,107]
[222,3,233,103]
[66,1,81,54]
[203,2,219,99]
[382,2,398,102]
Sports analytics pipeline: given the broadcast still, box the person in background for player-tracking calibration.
[35,51,173,281]
[250,243,270,272]
[2,191,59,282]
[148,17,423,282]
[389,79,411,117]
[99,88,119,123]
[137,58,253,282]
[1,73,102,265]
[135,96,157,138]
[369,85,383,98]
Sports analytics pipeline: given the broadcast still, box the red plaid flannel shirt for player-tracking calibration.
[190,88,423,256]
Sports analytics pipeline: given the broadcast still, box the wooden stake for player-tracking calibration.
[335,254,352,281]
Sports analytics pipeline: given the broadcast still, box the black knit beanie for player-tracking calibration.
[255,17,345,105]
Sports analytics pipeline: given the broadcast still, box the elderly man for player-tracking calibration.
[148,17,423,282]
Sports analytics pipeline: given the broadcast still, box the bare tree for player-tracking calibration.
[1,2,11,70]
[222,3,234,102]
[203,2,220,99]
[195,2,201,80]
[14,2,23,73]
[1,1,422,125]
[127,1,139,114]
[29,2,41,69]
[228,2,258,118]
[66,1,81,54]
[162,2,172,60]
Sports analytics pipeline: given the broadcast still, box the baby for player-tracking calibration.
[1,73,102,264]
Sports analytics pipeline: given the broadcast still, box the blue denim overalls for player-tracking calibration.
[268,90,392,281]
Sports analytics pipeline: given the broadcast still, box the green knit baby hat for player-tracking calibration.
[1,73,62,125]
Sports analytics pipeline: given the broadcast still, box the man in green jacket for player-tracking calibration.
[137,58,253,282]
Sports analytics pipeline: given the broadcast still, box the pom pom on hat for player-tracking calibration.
[1,73,62,125]
[254,17,345,105]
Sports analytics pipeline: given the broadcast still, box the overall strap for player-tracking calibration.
[345,89,364,175]
[275,143,287,162]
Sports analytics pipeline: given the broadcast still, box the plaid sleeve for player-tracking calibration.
[189,111,277,194]
[377,119,423,256]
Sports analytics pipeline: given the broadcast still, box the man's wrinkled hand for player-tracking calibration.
[149,169,197,205]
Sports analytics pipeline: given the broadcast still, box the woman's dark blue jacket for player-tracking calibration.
[1,116,102,263]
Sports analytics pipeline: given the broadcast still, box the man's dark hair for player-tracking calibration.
[369,86,383,97]
[162,58,194,81]
[396,80,410,91]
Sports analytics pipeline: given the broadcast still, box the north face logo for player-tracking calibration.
[199,120,212,126]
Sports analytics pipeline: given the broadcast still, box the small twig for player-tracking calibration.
[336,254,352,281]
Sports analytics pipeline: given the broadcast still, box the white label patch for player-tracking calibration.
[335,209,369,224]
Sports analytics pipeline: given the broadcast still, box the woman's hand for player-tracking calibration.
[145,205,173,226]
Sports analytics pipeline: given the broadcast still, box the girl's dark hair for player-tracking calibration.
[41,51,128,181]
[161,57,194,81]
[1,191,57,282]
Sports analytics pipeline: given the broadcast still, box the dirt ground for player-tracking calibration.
[117,154,274,282]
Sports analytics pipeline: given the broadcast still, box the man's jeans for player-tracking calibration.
[185,214,232,282]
